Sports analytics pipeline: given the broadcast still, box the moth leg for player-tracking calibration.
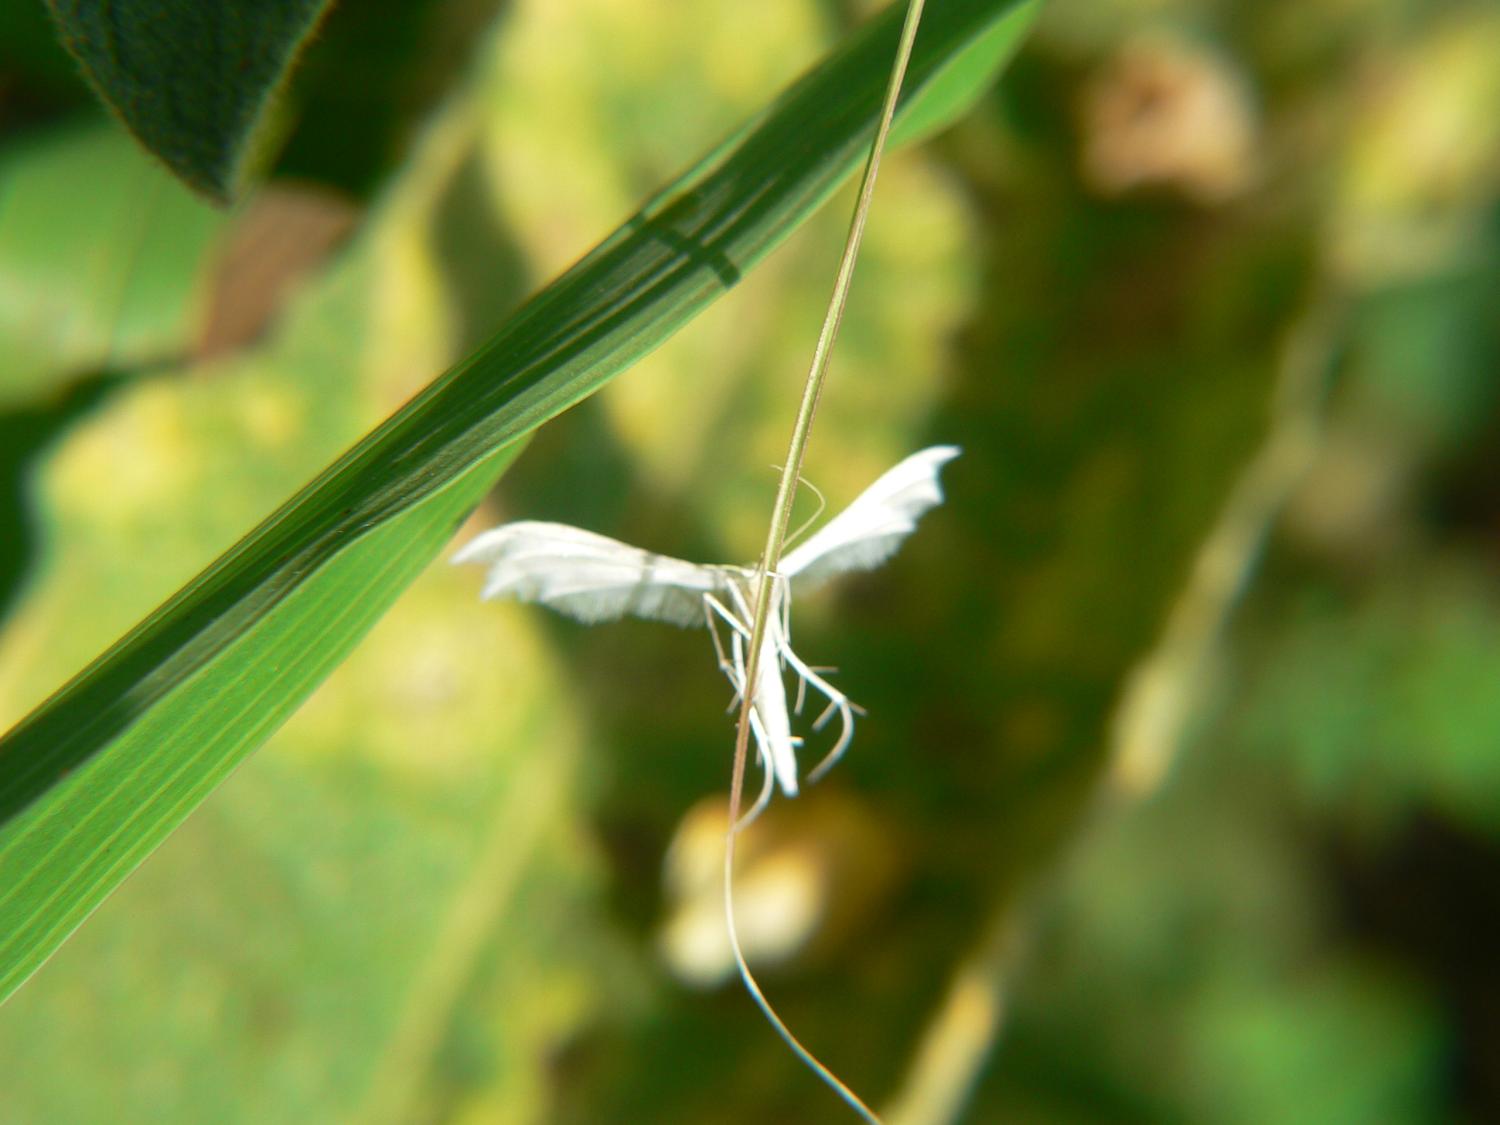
[705,592,758,712]
[704,597,745,711]
[734,708,778,832]
[777,638,854,716]
[805,723,860,782]
[727,629,750,718]
[806,681,868,784]
[713,618,779,823]
[775,638,860,783]
[725,580,754,631]
[705,592,752,641]
[726,579,786,665]
[723,577,802,796]
[724,582,781,679]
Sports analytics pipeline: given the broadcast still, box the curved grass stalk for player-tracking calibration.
[724,1,929,1120]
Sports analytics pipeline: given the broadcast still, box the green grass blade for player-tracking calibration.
[0,0,1039,1003]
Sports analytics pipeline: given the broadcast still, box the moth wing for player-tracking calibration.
[453,521,722,627]
[781,445,959,587]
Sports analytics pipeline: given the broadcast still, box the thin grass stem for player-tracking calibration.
[723,1,928,1120]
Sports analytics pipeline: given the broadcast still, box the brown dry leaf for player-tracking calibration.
[1081,33,1259,204]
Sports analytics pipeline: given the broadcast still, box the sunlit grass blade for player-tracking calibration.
[0,0,1039,1004]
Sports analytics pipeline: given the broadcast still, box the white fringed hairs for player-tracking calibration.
[454,445,959,816]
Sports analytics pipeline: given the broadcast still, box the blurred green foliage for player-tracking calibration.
[0,123,225,409]
[1,0,1499,1122]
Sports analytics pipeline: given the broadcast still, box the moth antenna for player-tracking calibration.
[782,475,828,553]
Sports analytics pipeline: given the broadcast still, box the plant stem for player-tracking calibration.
[723,1,928,1120]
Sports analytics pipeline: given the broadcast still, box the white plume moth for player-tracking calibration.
[454,445,959,816]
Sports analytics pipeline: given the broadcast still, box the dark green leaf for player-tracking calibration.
[45,0,333,200]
